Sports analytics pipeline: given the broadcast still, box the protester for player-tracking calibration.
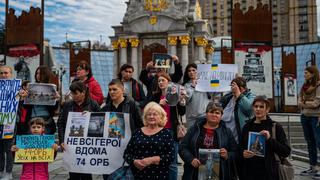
[123,102,175,179]
[179,102,237,180]
[241,96,291,180]
[110,64,146,108]
[100,79,143,179]
[298,66,320,178]
[11,117,59,180]
[139,55,183,96]
[148,72,185,180]
[0,65,14,179]
[18,66,59,135]
[220,76,255,179]
[75,61,104,105]
[57,81,100,180]
[0,65,13,79]
[182,63,211,129]
[16,80,30,136]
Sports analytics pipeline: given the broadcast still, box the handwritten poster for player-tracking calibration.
[15,135,55,162]
[0,79,21,139]
[196,64,238,92]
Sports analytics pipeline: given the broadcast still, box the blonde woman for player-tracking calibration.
[123,102,175,180]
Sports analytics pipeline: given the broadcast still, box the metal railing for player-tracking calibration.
[268,113,301,147]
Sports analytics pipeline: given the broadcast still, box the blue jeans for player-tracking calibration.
[169,142,178,180]
[301,114,320,166]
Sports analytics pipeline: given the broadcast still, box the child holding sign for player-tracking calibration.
[11,117,59,180]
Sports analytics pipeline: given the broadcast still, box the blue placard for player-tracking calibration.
[16,135,55,149]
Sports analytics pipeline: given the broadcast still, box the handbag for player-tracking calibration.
[107,162,134,180]
[177,116,187,139]
[272,123,294,180]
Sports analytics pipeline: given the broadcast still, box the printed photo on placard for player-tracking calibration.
[198,149,220,180]
[108,112,125,139]
[248,132,265,157]
[24,83,57,106]
[69,118,86,137]
[153,53,172,68]
[88,113,105,137]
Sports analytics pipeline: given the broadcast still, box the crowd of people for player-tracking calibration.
[0,56,319,180]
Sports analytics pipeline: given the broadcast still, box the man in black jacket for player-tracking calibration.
[100,79,143,180]
[117,64,146,108]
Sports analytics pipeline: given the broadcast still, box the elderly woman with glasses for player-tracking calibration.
[179,102,237,180]
[123,102,175,180]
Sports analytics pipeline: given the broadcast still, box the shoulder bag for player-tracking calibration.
[107,162,134,180]
[272,123,294,180]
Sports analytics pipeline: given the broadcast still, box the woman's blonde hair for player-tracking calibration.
[143,102,167,127]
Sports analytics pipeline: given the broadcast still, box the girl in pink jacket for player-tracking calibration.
[12,117,59,180]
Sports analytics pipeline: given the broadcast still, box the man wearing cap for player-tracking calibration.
[220,76,255,180]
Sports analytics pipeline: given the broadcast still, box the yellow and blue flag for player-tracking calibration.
[210,79,220,87]
[211,64,218,70]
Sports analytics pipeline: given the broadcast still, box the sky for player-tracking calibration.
[0,0,127,46]
[0,0,319,47]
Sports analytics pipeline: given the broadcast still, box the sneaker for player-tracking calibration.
[313,173,320,179]
[301,168,318,176]
[4,172,13,180]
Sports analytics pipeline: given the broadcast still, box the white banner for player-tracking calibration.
[196,64,238,92]
[63,112,131,174]
[284,77,298,106]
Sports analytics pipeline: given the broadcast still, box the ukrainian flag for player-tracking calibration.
[211,64,218,70]
[210,80,220,87]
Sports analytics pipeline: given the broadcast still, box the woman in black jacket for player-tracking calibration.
[57,81,100,180]
[241,96,291,180]
[179,102,237,180]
